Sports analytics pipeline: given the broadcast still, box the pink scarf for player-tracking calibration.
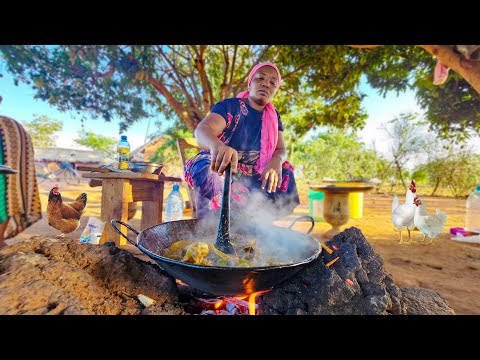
[236,61,281,175]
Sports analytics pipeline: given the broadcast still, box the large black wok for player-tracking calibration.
[111,216,321,296]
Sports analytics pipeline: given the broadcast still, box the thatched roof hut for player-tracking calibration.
[34,148,106,165]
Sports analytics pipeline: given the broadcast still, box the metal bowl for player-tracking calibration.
[129,162,163,174]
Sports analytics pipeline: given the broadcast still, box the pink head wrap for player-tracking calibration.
[236,62,282,175]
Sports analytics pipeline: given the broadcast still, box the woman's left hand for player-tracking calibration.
[259,157,282,193]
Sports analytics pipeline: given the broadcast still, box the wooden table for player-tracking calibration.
[82,171,182,246]
[309,185,374,239]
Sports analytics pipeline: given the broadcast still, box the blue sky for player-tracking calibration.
[1,65,478,159]
[0,70,158,150]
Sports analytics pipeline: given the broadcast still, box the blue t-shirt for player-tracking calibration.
[211,98,283,152]
[183,98,299,219]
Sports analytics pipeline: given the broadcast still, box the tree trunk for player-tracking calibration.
[148,77,202,132]
[431,179,441,196]
[396,161,406,190]
[348,45,480,94]
[194,46,214,115]
[420,45,480,94]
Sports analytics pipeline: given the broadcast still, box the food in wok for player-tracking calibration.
[162,232,308,268]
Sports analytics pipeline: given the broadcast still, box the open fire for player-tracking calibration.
[174,242,340,315]
[176,279,269,315]
[196,291,269,315]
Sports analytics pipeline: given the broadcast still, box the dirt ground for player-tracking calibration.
[6,176,480,315]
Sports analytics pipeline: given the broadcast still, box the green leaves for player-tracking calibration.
[292,127,387,182]
[1,45,479,145]
[22,115,63,148]
[1,45,153,129]
[74,131,117,158]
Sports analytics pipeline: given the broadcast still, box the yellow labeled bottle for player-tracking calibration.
[117,135,130,170]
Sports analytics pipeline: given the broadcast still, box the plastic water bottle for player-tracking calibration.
[165,184,184,222]
[117,135,130,170]
[466,185,480,233]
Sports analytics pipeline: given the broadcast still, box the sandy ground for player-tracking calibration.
[7,176,480,315]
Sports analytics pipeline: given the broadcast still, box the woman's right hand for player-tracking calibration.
[210,144,238,176]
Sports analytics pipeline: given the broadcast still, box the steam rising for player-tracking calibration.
[186,187,318,267]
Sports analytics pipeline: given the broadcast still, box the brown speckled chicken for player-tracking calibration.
[47,185,87,236]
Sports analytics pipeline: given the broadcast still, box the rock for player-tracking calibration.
[137,294,156,307]
[0,235,185,315]
[400,288,455,315]
[260,227,454,315]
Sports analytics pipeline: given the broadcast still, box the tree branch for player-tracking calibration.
[222,45,239,98]
[157,48,203,122]
[148,77,197,130]
[349,45,480,94]
[420,45,480,94]
[220,45,230,99]
[194,45,215,112]
[165,45,190,61]
[282,64,311,80]
[184,46,202,107]
[229,45,238,85]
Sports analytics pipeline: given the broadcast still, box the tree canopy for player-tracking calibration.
[292,127,389,182]
[21,115,63,148]
[74,131,117,157]
[1,45,479,141]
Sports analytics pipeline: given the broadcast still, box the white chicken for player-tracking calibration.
[392,180,417,244]
[413,196,447,244]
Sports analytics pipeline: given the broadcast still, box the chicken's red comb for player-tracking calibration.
[409,181,416,193]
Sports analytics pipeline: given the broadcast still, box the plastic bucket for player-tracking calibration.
[349,192,364,219]
[308,189,324,221]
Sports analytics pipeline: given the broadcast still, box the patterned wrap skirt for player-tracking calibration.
[185,150,299,220]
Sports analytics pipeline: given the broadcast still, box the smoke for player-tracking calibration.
[189,185,319,267]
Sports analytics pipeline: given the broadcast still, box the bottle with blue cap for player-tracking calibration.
[117,135,130,170]
[466,185,480,233]
[164,184,184,222]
